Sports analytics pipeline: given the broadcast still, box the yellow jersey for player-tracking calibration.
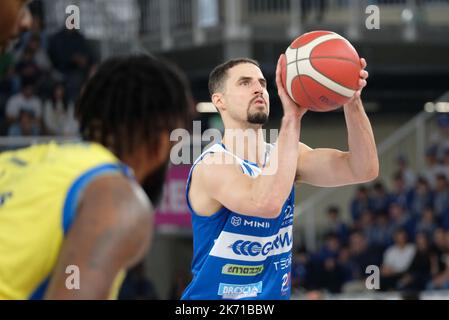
[0,141,131,299]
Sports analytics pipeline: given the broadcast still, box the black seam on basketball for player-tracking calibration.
[309,37,357,65]
[298,75,319,110]
[294,45,321,109]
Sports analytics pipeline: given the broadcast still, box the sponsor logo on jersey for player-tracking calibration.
[221,264,264,276]
[281,205,294,227]
[243,219,270,229]
[230,216,270,229]
[218,281,263,299]
[230,216,242,227]
[281,272,291,295]
[273,253,292,271]
[209,226,293,262]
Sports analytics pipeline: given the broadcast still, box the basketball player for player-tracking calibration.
[0,0,33,55]
[181,55,377,299]
[0,55,194,299]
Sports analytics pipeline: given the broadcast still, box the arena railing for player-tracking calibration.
[38,0,449,55]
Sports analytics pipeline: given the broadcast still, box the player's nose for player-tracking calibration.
[253,83,264,95]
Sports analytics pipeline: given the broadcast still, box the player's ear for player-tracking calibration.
[212,92,225,112]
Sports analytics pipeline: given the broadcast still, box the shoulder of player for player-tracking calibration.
[78,174,153,228]
[192,152,242,181]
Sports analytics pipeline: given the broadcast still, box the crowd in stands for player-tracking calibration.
[0,1,96,138]
[292,114,449,295]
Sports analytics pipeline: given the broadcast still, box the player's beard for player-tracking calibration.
[247,106,268,125]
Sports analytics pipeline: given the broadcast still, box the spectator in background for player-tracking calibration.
[48,28,95,101]
[312,232,341,263]
[421,145,445,189]
[292,247,310,291]
[397,232,433,292]
[369,212,392,250]
[20,14,48,52]
[441,209,449,230]
[342,231,381,293]
[7,109,40,136]
[395,155,416,190]
[5,83,42,130]
[390,171,411,209]
[118,262,159,300]
[43,82,78,136]
[440,148,449,180]
[433,174,449,222]
[307,233,341,290]
[415,206,437,238]
[429,228,447,283]
[25,33,51,73]
[318,253,347,293]
[351,186,372,222]
[358,209,376,244]
[371,181,391,215]
[429,114,449,160]
[432,228,447,259]
[323,206,350,246]
[388,201,415,241]
[15,48,42,87]
[380,228,416,291]
[427,230,449,290]
[408,177,434,219]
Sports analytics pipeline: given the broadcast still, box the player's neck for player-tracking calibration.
[222,128,266,167]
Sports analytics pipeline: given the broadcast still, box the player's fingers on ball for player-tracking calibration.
[275,56,284,91]
[359,79,367,88]
[360,58,367,69]
[360,70,369,79]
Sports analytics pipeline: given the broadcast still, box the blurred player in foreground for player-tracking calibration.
[0,53,194,298]
[0,0,32,55]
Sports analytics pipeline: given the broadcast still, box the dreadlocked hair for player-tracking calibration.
[76,54,195,158]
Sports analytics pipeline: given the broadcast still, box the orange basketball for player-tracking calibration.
[280,30,362,112]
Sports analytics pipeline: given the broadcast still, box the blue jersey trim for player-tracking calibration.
[185,152,229,219]
[29,277,50,300]
[241,162,254,176]
[62,163,127,234]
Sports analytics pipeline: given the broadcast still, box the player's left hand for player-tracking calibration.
[346,58,368,105]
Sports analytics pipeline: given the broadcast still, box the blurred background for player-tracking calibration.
[1,0,449,300]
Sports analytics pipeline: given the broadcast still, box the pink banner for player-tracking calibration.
[154,164,192,228]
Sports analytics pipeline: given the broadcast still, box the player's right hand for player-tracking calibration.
[275,54,308,119]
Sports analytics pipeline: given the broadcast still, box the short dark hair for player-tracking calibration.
[76,54,195,158]
[208,57,260,97]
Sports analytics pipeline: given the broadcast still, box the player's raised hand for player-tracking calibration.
[347,58,368,105]
[276,54,307,119]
